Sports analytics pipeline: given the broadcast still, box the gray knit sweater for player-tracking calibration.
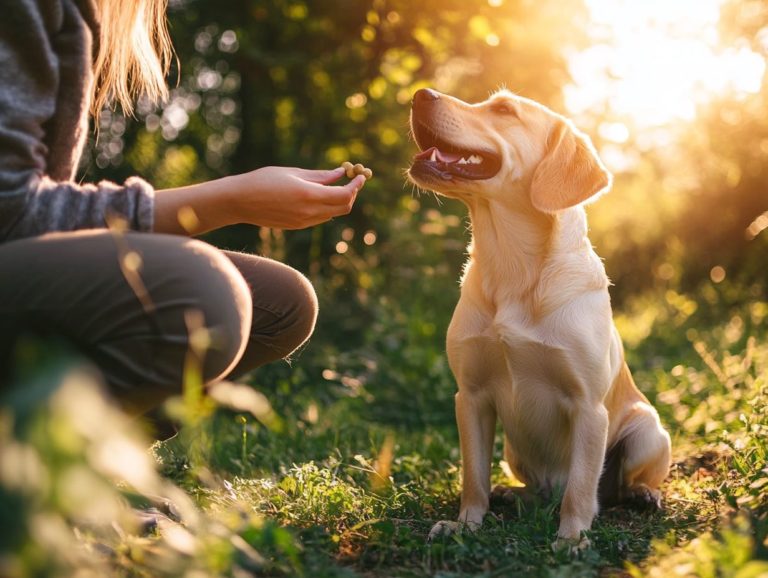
[0,0,154,242]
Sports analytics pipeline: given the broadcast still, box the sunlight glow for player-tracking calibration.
[565,0,766,127]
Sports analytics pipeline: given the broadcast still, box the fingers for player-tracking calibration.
[289,171,366,227]
[341,174,367,197]
[310,174,366,205]
[318,176,365,221]
[297,167,346,185]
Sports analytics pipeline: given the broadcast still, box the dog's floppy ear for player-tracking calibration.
[530,119,611,213]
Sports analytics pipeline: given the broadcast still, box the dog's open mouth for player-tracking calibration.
[410,121,501,181]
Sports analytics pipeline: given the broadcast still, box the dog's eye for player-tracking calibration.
[492,102,517,116]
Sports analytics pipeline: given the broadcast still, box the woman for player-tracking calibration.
[0,0,366,415]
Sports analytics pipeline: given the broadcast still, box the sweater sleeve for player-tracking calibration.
[0,0,154,242]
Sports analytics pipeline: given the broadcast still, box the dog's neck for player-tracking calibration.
[463,194,607,316]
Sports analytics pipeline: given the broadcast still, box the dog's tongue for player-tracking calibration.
[414,146,463,163]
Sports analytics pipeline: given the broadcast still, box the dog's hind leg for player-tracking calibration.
[602,361,672,510]
[618,403,671,509]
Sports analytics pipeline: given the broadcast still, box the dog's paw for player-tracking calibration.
[427,519,482,541]
[428,520,461,541]
[625,484,663,511]
[551,533,591,555]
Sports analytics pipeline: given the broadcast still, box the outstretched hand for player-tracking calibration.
[154,165,368,236]
[226,166,366,229]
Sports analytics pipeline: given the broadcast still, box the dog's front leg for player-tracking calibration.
[457,390,496,527]
[555,403,608,551]
[429,390,496,539]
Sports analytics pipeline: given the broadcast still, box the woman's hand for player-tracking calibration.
[224,166,366,229]
[154,165,367,235]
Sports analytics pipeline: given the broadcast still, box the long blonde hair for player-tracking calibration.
[91,0,174,116]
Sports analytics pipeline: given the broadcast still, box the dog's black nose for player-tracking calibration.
[413,88,440,103]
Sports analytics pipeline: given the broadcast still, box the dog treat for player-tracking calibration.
[340,161,373,180]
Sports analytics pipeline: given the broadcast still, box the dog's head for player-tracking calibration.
[407,89,611,212]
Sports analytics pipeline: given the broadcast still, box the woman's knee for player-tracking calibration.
[170,239,253,382]
[225,253,318,363]
[273,267,318,357]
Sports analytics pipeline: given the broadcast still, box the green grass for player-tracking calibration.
[1,282,767,577]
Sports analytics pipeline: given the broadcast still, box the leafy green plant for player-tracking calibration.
[0,349,303,578]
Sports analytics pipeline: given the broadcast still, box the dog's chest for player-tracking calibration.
[449,305,578,401]
[493,317,579,400]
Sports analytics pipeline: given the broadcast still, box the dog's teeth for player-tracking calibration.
[458,157,468,164]
[430,149,437,162]
[468,155,483,164]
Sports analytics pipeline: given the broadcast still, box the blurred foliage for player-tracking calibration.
[0,346,307,577]
[586,0,768,302]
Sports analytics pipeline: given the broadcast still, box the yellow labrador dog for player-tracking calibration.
[407,88,671,549]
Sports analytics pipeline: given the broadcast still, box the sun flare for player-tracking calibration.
[565,0,766,129]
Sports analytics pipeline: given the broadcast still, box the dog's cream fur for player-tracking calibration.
[407,89,671,548]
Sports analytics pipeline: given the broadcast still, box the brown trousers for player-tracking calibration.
[0,230,318,414]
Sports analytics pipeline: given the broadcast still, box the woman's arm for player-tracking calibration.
[154,166,367,235]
